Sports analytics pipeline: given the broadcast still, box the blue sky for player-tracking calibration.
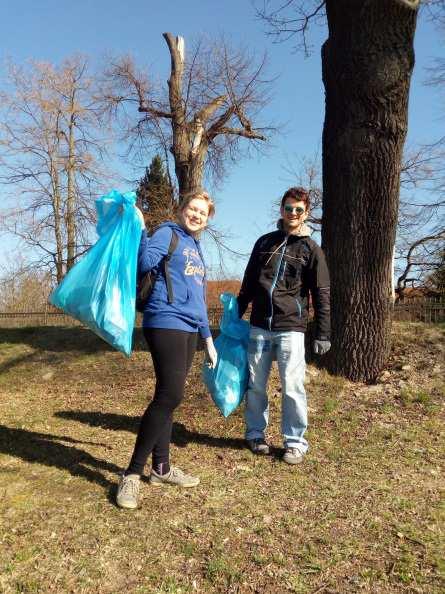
[1,1,443,278]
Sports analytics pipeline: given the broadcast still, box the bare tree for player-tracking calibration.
[424,9,445,147]
[396,232,445,297]
[0,57,113,282]
[0,257,53,311]
[426,246,445,290]
[394,10,445,294]
[100,33,274,196]
[396,141,445,290]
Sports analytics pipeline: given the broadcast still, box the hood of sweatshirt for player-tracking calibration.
[154,220,196,240]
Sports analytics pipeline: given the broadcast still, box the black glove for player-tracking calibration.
[313,340,331,355]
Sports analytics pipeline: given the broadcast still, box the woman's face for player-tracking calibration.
[179,198,210,234]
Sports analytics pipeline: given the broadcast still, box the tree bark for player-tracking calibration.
[163,33,212,195]
[50,157,64,283]
[321,0,418,382]
[163,33,193,195]
[66,92,77,272]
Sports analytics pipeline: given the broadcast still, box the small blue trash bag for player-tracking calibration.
[203,292,250,417]
[49,190,144,356]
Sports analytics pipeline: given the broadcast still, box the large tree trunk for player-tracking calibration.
[321,0,418,382]
[164,33,208,195]
[163,34,194,195]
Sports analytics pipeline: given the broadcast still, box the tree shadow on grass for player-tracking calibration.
[55,411,245,450]
[0,424,120,490]
[0,327,142,354]
[0,327,208,374]
[0,327,147,378]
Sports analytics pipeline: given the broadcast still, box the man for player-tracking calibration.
[237,187,331,464]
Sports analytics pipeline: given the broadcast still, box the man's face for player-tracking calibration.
[280,198,308,231]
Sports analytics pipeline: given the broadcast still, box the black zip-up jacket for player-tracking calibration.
[237,228,330,339]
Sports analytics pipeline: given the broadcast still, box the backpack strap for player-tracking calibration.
[162,230,179,304]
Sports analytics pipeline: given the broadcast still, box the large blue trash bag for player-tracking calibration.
[203,292,250,417]
[49,190,144,356]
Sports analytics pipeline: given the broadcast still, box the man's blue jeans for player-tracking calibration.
[245,326,308,454]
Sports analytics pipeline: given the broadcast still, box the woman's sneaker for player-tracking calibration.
[116,473,140,509]
[282,447,304,465]
[150,466,200,488]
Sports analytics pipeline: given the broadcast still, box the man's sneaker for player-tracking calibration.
[150,466,200,488]
[282,447,304,465]
[116,473,140,509]
[246,438,270,455]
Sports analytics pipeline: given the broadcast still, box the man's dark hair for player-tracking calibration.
[280,187,310,210]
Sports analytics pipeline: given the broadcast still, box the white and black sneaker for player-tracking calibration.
[282,447,304,465]
[150,466,200,488]
[116,473,140,509]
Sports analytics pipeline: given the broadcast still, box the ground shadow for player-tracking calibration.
[55,411,245,450]
[0,424,120,489]
[56,410,139,433]
[0,326,211,357]
[172,421,245,450]
[0,327,208,377]
[0,326,141,354]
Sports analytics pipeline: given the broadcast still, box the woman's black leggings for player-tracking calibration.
[127,328,198,476]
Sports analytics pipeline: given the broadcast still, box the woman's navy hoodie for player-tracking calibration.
[138,222,211,339]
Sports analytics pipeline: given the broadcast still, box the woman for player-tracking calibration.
[116,190,217,510]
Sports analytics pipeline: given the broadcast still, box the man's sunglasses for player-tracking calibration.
[284,205,305,215]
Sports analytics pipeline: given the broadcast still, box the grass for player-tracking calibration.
[0,322,443,593]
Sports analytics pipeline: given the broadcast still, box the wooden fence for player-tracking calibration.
[0,296,444,328]
[391,296,445,324]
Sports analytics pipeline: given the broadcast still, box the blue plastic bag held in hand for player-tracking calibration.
[49,190,144,356]
[203,293,250,417]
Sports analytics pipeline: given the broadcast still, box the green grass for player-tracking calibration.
[0,323,443,593]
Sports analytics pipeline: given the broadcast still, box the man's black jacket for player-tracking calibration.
[237,229,330,340]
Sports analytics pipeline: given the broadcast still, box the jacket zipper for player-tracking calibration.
[267,238,288,330]
[295,297,302,317]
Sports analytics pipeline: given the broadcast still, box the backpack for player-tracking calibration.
[136,228,179,313]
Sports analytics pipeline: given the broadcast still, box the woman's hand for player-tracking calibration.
[135,206,145,229]
[204,336,218,369]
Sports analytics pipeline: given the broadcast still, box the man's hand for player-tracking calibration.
[313,339,331,355]
[204,336,218,369]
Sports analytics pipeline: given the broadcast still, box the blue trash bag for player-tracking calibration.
[49,189,144,356]
[202,292,250,417]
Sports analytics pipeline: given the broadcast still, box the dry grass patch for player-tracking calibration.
[0,323,443,593]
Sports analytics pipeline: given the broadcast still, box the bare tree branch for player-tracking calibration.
[254,0,326,55]
[101,33,275,195]
[396,231,445,296]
